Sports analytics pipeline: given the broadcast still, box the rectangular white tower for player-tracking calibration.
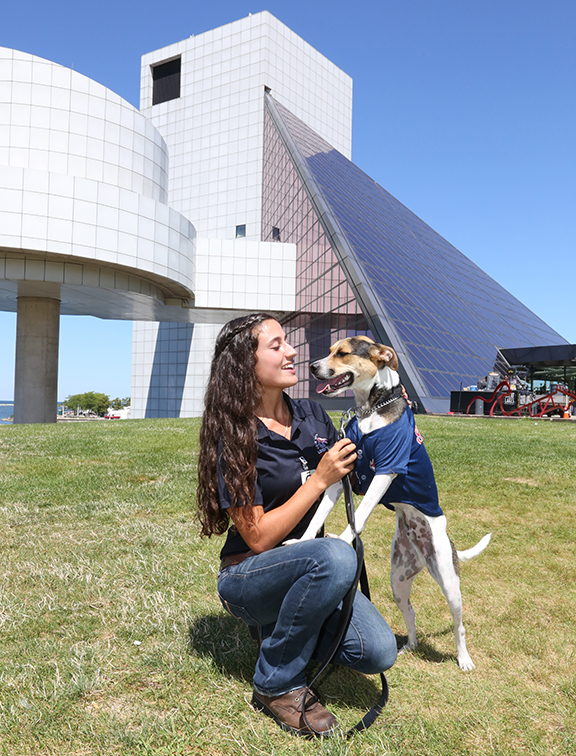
[132,11,353,417]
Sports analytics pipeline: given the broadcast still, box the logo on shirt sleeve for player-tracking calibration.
[414,426,424,445]
[314,434,330,455]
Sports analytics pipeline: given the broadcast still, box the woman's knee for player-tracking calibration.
[364,625,398,673]
[346,619,397,674]
[339,592,398,673]
[312,537,357,591]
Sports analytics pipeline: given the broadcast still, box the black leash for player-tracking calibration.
[301,410,389,738]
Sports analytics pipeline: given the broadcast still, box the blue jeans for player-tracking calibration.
[217,538,397,696]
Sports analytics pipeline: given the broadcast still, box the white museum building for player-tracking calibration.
[0,12,564,422]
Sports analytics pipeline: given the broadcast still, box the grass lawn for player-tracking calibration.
[0,414,574,755]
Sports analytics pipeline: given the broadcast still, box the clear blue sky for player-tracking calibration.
[1,0,574,400]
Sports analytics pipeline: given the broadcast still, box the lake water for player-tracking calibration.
[0,401,14,424]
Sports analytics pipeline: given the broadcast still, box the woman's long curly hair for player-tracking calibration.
[196,313,275,537]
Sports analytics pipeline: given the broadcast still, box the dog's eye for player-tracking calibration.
[335,350,349,358]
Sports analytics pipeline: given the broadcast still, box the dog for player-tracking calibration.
[298,336,491,672]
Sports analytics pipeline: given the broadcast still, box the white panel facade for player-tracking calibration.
[195,238,296,311]
[132,12,353,418]
[0,47,198,322]
[0,47,168,202]
[0,167,196,299]
[140,12,351,241]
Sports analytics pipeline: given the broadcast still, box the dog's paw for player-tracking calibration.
[338,526,354,545]
[282,534,317,546]
[458,655,475,672]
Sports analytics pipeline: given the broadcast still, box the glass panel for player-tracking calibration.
[268,98,566,406]
[262,106,367,400]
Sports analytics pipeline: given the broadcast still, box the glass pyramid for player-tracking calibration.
[262,94,567,412]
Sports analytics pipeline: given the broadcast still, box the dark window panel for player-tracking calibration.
[152,57,181,105]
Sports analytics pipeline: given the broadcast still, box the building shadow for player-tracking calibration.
[145,322,194,417]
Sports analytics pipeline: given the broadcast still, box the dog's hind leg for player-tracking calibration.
[390,510,425,652]
[426,515,475,671]
[391,570,420,652]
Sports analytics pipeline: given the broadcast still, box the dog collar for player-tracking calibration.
[339,389,404,437]
[354,393,403,420]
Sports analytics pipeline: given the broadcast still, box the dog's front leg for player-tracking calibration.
[283,481,342,545]
[339,474,396,544]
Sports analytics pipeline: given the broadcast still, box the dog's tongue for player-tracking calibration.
[316,374,346,395]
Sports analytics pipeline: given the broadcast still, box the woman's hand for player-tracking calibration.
[312,438,357,489]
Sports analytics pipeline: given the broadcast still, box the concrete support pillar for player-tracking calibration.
[14,296,61,424]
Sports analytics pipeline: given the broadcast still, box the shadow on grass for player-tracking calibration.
[188,612,387,708]
[188,613,257,682]
[396,627,459,665]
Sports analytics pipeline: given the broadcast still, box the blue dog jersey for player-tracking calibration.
[345,408,443,517]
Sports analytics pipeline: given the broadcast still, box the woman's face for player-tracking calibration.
[254,319,298,391]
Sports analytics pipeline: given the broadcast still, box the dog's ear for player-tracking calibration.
[370,344,399,370]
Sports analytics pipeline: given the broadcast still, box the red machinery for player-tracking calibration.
[465,380,576,418]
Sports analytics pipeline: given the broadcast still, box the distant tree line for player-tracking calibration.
[63,392,131,416]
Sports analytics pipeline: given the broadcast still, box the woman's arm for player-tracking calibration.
[229,437,357,553]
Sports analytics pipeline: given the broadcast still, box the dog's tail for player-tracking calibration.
[457,533,491,562]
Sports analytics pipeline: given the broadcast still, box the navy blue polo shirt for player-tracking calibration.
[218,395,339,558]
[345,408,443,517]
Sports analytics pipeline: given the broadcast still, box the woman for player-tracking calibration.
[197,313,397,737]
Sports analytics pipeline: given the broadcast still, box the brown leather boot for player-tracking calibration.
[252,686,338,737]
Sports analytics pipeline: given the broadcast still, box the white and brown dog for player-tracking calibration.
[299,336,491,671]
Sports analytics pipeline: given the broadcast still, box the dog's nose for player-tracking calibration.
[310,361,320,376]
